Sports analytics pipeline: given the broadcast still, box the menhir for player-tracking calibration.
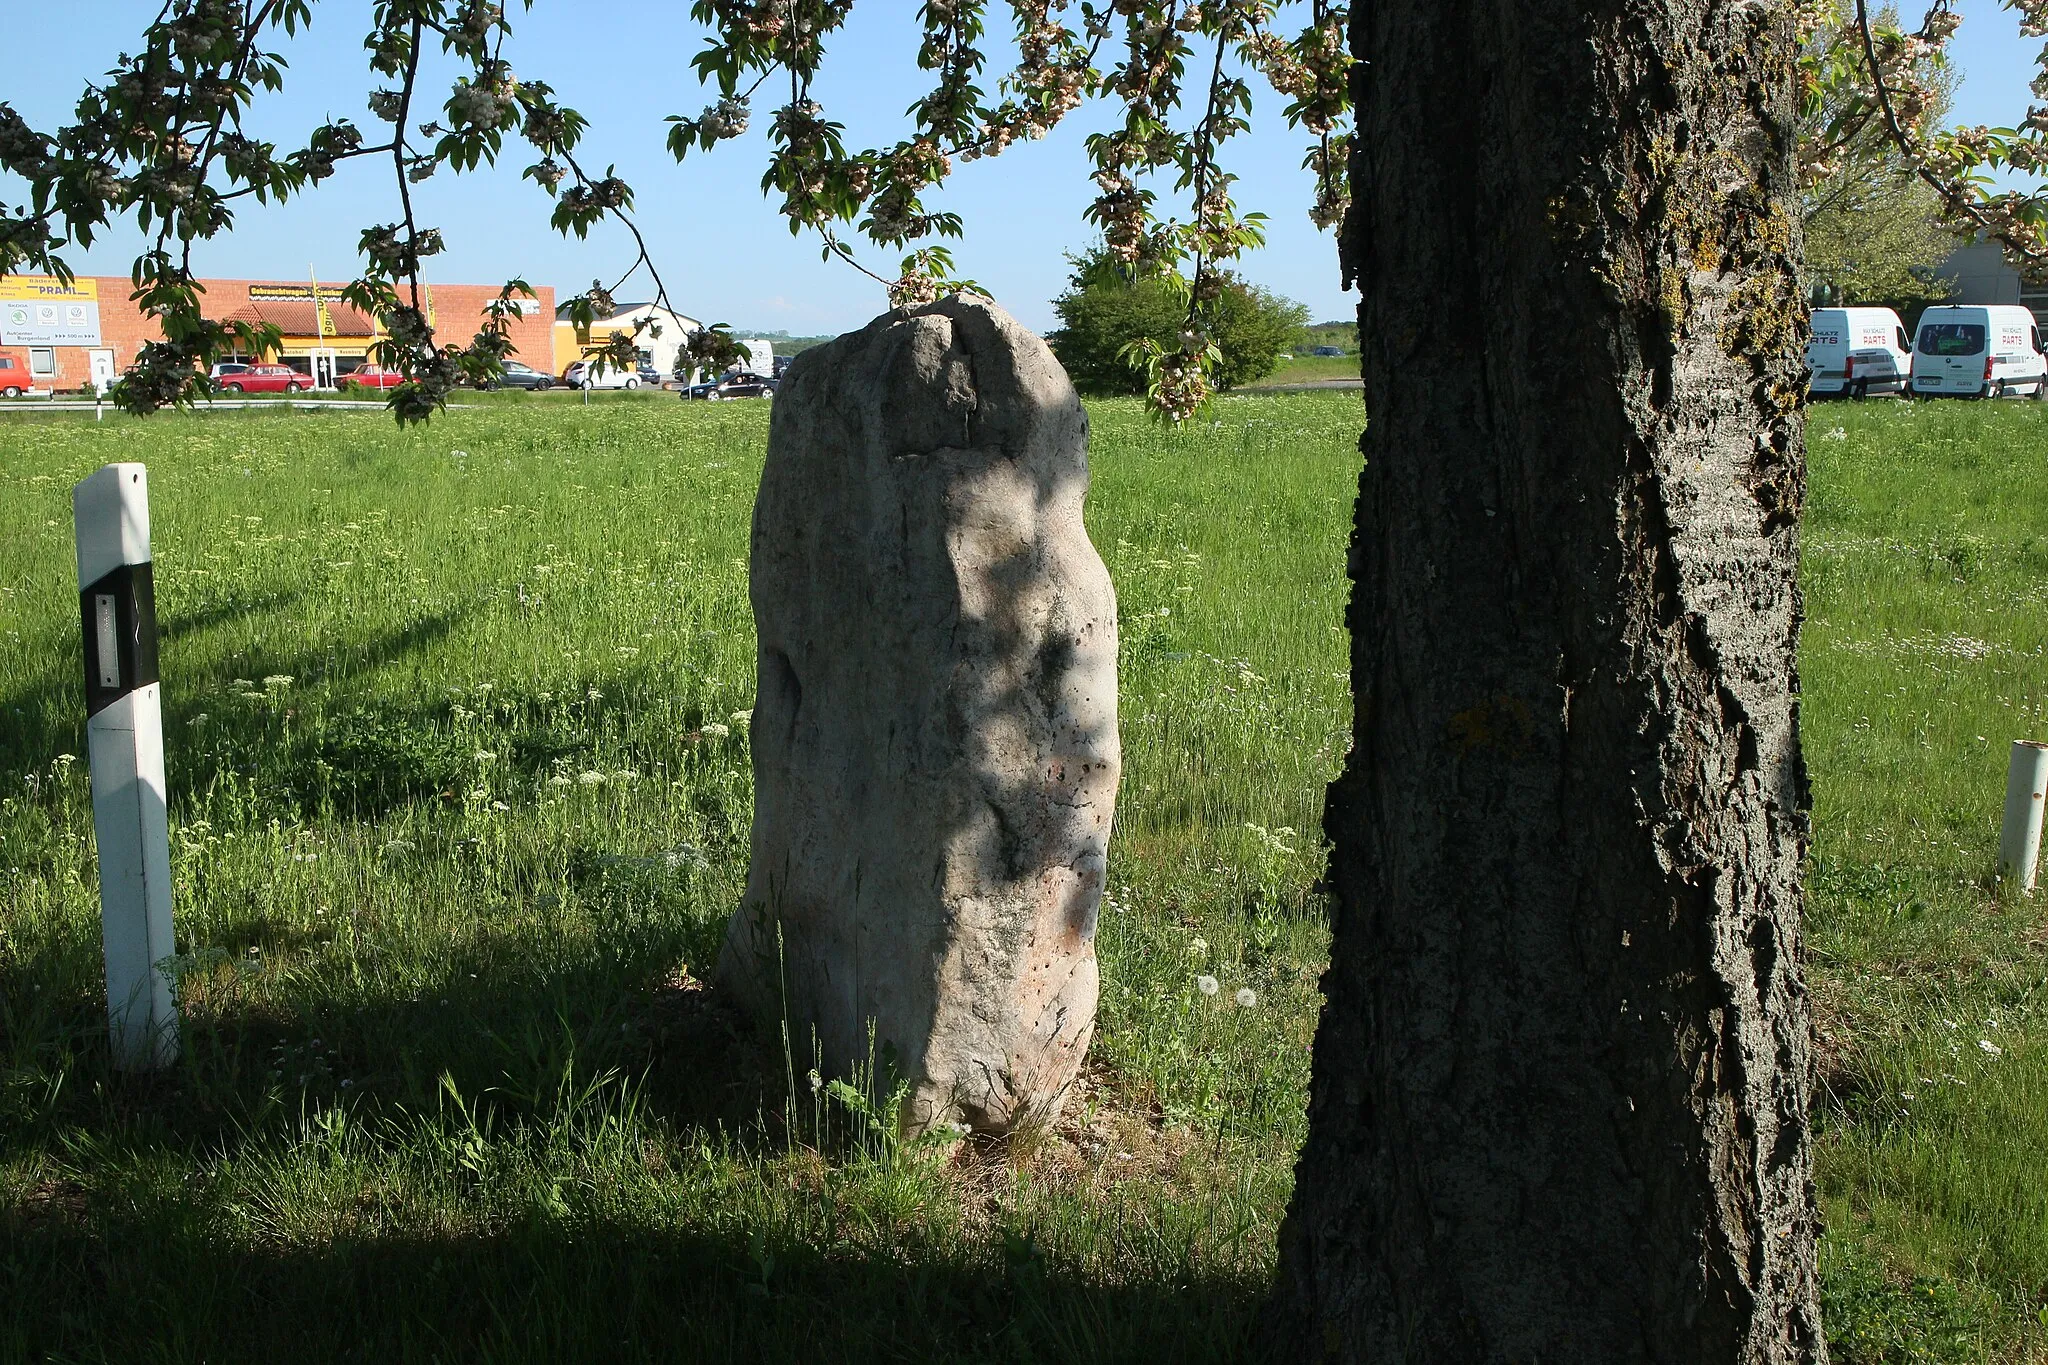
[718,295,1119,1136]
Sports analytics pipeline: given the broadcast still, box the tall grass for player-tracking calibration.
[4,392,2046,1361]
[1801,399,2048,1362]
[0,393,1355,1361]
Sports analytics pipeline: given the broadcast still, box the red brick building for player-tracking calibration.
[0,275,556,392]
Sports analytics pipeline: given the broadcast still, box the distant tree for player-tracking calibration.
[1805,173,1954,305]
[745,331,837,356]
[1800,3,1958,305]
[1047,248,1309,395]
[1300,320,1359,353]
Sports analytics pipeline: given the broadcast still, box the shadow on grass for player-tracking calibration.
[0,1197,1265,1363]
[0,934,1270,1364]
[0,903,765,1155]
[0,601,465,793]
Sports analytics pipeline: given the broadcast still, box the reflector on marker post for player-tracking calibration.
[73,463,178,1069]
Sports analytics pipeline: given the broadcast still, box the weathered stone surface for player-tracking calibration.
[718,295,1119,1136]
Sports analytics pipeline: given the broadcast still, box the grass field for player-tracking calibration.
[1,392,2046,1361]
[1241,354,1359,387]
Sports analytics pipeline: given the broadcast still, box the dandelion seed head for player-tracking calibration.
[1196,974,1219,996]
[1235,987,1258,1008]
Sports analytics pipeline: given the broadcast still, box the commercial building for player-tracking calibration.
[0,274,557,392]
[1934,242,2048,327]
[554,300,701,379]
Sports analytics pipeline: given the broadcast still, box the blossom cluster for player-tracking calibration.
[1804,1,2048,280]
[674,0,1354,422]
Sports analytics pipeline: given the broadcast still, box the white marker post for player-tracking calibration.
[74,463,178,1069]
[1999,740,2048,897]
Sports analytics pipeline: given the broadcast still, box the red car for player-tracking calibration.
[218,364,311,394]
[0,350,32,397]
[343,364,406,390]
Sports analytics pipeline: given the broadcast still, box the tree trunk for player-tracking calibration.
[1267,3,1824,1361]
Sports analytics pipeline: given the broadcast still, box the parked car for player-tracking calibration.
[487,360,555,390]
[208,361,250,382]
[0,350,32,397]
[1310,345,1346,357]
[636,362,664,388]
[1806,306,1910,399]
[342,364,406,390]
[217,363,312,394]
[680,371,778,400]
[563,358,644,390]
[1910,304,2048,399]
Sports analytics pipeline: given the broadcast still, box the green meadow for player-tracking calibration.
[0,392,2045,1361]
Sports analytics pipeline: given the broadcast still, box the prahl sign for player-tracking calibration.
[0,276,103,346]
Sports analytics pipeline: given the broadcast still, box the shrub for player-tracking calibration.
[1046,249,1310,396]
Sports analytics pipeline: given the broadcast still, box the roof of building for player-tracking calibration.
[221,298,377,338]
[554,299,695,324]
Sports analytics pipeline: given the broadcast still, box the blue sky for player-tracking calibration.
[3,2,2043,335]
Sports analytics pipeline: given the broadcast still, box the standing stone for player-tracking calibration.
[719,295,1119,1136]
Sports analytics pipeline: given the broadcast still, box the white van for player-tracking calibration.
[1806,307,1911,398]
[1909,304,2048,399]
[563,357,644,390]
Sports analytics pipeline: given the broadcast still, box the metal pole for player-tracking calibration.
[1999,740,2048,895]
[73,463,178,1068]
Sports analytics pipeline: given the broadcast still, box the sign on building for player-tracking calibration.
[0,277,103,346]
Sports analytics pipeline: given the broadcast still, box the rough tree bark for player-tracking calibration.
[1267,3,1824,1361]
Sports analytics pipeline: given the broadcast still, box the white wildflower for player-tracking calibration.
[1196,974,1219,996]
[1979,1039,2003,1056]
[702,722,731,738]
[577,771,605,786]
[1188,935,1209,958]
[1235,987,1258,1008]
